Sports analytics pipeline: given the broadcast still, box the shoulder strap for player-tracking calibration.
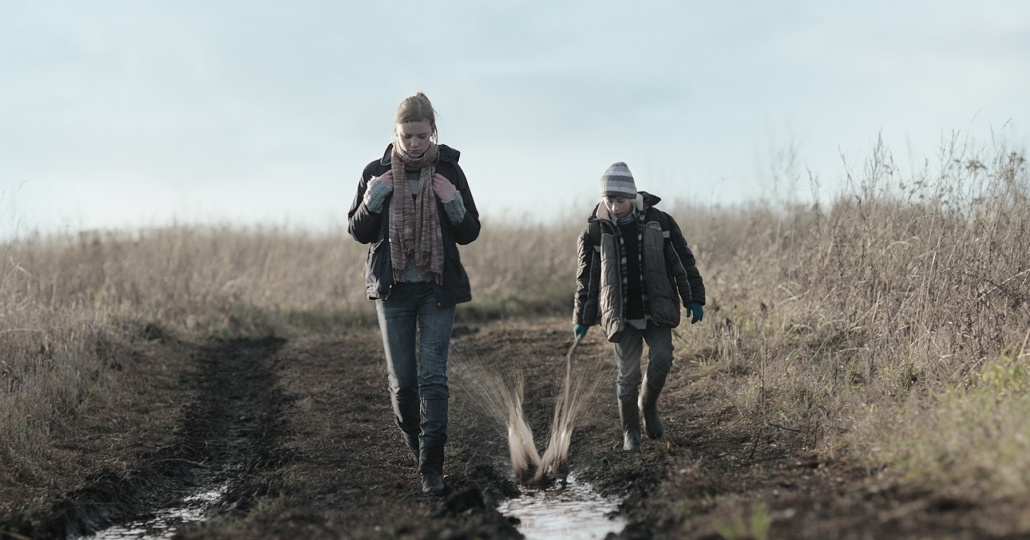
[588,220,602,247]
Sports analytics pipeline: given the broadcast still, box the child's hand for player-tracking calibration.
[687,303,704,324]
[432,173,457,202]
[573,324,588,340]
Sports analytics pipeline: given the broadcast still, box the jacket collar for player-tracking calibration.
[588,195,645,225]
[379,143,460,167]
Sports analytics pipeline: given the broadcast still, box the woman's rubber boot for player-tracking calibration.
[619,399,641,452]
[639,378,665,440]
[420,467,444,496]
[419,398,448,496]
[393,395,421,464]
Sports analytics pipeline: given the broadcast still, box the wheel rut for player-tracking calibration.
[0,337,289,539]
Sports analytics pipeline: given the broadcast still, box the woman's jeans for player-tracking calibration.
[614,322,673,402]
[375,282,454,473]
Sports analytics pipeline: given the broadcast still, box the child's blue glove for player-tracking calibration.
[573,324,589,340]
[686,303,704,324]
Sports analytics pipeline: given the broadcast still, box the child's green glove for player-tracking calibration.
[573,324,589,340]
[686,303,704,324]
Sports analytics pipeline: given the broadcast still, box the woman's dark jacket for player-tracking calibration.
[348,143,480,308]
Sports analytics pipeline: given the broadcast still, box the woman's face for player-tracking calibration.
[395,121,434,157]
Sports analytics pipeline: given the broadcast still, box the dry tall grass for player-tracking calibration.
[2,139,1028,498]
[676,138,1030,497]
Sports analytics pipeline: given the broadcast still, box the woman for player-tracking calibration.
[348,92,480,495]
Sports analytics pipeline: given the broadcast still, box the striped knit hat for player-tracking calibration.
[600,162,637,198]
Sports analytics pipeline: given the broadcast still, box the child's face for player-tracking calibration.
[395,121,433,157]
[603,196,633,219]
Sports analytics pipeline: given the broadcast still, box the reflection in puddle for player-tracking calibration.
[83,483,228,540]
[498,475,626,540]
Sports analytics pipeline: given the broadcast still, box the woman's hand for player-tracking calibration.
[377,170,394,189]
[432,173,457,202]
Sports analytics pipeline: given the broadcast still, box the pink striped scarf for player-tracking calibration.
[388,142,444,283]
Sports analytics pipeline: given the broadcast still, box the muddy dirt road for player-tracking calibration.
[0,316,1023,539]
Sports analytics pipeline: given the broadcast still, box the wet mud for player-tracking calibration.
[1,317,1026,539]
[0,337,289,539]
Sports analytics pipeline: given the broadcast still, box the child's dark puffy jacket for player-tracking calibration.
[574,193,705,342]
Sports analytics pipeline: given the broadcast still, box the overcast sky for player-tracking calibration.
[2,1,1028,239]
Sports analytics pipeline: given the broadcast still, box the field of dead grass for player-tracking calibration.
[2,140,1028,510]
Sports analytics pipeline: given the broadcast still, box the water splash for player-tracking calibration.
[451,339,606,484]
[505,376,541,483]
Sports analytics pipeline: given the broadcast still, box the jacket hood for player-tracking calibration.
[379,143,461,167]
[639,190,661,208]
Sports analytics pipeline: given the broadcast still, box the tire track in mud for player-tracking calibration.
[0,337,290,539]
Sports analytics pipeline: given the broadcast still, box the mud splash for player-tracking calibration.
[451,338,623,537]
[451,339,605,483]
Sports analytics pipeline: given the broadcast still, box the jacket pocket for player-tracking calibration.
[365,239,391,298]
[445,241,460,262]
[643,222,680,326]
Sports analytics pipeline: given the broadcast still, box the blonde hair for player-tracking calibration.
[395,92,438,141]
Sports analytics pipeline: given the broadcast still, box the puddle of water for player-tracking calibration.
[497,475,626,540]
[82,483,228,540]
[452,342,625,538]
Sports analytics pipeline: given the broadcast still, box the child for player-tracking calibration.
[348,92,481,494]
[573,162,705,451]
